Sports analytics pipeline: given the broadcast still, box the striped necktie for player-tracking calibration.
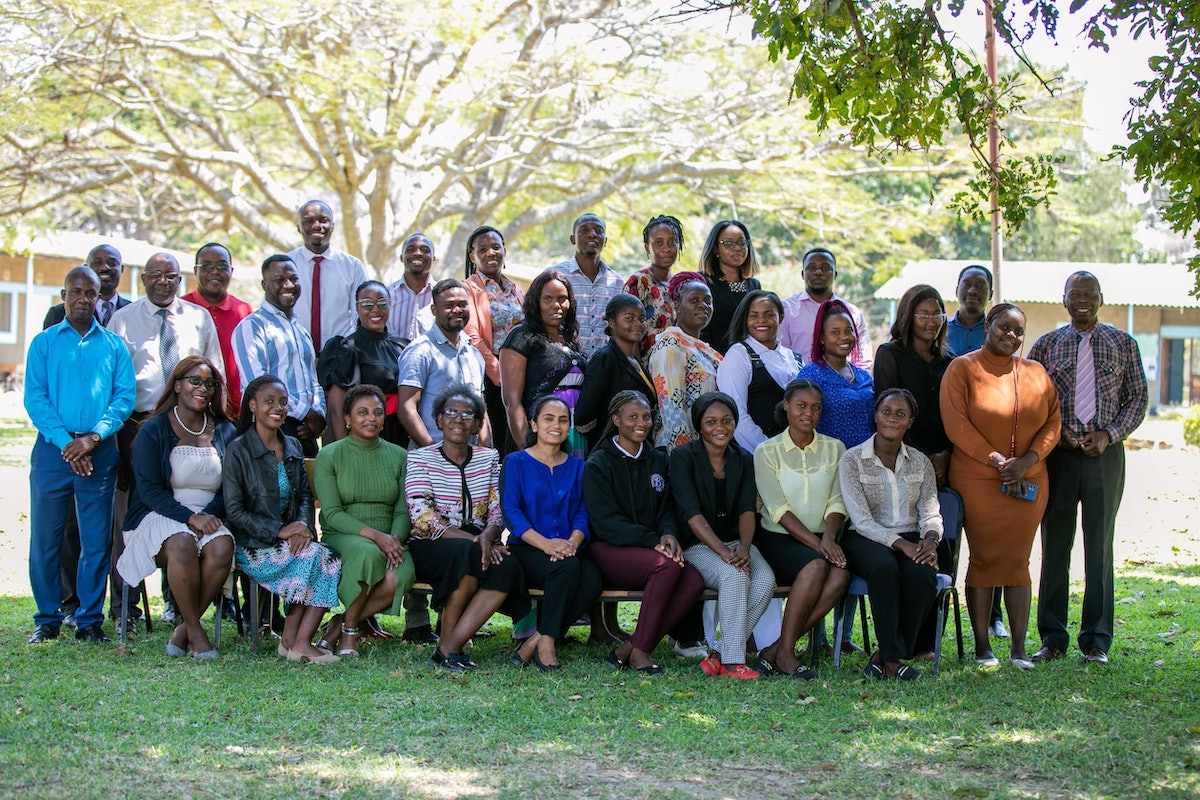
[157,308,179,382]
[1074,330,1096,428]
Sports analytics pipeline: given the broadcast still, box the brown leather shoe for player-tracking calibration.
[1030,644,1065,662]
[1082,648,1109,665]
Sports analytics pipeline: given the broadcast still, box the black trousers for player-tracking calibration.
[1037,445,1125,653]
[509,544,602,640]
[842,529,936,662]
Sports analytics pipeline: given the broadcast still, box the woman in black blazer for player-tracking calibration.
[575,294,659,452]
[669,391,775,680]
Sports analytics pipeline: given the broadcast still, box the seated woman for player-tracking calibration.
[583,390,705,675]
[753,379,852,680]
[406,384,529,672]
[670,392,776,679]
[647,272,722,451]
[501,396,603,671]
[312,384,413,657]
[117,356,236,659]
[838,388,942,681]
[575,294,658,452]
[716,289,802,452]
[223,375,342,665]
[317,280,409,445]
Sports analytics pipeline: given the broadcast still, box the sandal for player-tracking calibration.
[606,648,629,671]
[863,655,886,680]
[336,626,360,658]
[317,614,343,652]
[894,663,921,681]
[634,663,665,676]
[790,665,818,681]
[754,656,781,677]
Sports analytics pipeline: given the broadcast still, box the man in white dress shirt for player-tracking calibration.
[287,199,370,354]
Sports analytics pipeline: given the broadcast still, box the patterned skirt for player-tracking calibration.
[236,541,342,608]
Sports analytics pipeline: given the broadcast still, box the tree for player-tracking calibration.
[693,0,1200,280]
[0,0,835,276]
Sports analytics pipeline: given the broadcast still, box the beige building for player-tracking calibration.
[876,260,1200,410]
[0,232,192,382]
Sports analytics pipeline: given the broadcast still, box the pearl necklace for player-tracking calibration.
[173,406,209,436]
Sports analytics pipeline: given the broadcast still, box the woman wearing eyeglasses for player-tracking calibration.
[116,356,236,659]
[317,280,409,445]
[405,384,528,671]
[698,220,761,355]
[872,284,956,660]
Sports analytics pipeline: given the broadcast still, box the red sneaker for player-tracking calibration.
[721,663,761,680]
[699,652,723,677]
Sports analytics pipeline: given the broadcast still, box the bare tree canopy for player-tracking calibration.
[1,0,840,276]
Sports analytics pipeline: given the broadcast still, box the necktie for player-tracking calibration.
[310,255,324,353]
[157,308,179,383]
[1075,330,1096,428]
[99,299,112,327]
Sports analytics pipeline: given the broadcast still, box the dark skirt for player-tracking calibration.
[755,530,825,585]
[410,537,530,621]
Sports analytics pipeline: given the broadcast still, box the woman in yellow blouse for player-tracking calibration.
[753,379,851,679]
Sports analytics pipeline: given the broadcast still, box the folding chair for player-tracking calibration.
[932,487,966,675]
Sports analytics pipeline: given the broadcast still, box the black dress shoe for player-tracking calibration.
[532,650,562,672]
[402,624,439,645]
[28,624,60,644]
[75,624,111,643]
[1031,644,1066,662]
[1083,648,1109,665]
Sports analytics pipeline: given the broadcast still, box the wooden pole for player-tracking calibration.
[985,0,1003,302]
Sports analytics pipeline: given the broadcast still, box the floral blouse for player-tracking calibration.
[623,268,674,355]
[647,326,723,450]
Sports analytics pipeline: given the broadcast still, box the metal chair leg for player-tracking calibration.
[120,582,129,648]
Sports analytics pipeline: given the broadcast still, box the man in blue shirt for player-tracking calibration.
[25,267,136,644]
[945,264,992,356]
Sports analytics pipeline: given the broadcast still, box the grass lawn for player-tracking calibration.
[0,419,1198,798]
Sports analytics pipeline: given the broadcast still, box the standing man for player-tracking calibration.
[42,243,132,630]
[944,263,1008,638]
[549,213,624,358]
[108,252,223,627]
[779,247,873,370]
[25,267,135,644]
[288,200,369,355]
[182,242,253,418]
[946,264,993,356]
[231,255,326,457]
[387,233,436,342]
[396,279,490,447]
[1029,272,1147,665]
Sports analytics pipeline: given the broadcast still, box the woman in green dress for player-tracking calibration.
[312,384,414,656]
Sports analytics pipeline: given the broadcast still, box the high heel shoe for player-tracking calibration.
[532,650,562,672]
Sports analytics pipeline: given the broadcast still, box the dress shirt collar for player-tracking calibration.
[428,323,471,350]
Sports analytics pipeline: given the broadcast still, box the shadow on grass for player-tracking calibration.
[0,570,1197,800]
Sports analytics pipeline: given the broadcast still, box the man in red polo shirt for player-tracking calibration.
[182,242,253,418]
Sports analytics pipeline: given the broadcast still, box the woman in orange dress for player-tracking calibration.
[940,303,1060,670]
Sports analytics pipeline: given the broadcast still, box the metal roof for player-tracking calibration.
[875,259,1200,308]
[6,230,193,268]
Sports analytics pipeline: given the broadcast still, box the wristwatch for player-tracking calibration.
[88,432,100,443]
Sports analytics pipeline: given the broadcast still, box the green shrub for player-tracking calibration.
[1183,405,1200,446]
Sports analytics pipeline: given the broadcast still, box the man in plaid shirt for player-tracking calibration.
[1028,272,1147,666]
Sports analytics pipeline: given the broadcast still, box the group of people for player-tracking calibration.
[25,203,1147,680]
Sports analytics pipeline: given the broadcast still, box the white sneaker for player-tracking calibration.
[671,638,708,658]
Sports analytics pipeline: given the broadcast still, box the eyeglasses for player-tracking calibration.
[196,262,231,274]
[183,376,218,390]
[441,408,476,421]
[357,299,390,311]
[719,239,749,251]
[915,313,947,324]
[145,272,181,283]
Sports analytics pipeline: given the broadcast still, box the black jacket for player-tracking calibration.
[221,430,313,549]
[669,439,756,548]
[574,339,659,452]
[583,436,675,548]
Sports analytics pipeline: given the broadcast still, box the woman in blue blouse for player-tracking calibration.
[797,299,875,449]
[500,395,603,671]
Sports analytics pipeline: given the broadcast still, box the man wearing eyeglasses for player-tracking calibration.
[387,233,437,343]
[182,243,254,418]
[107,252,223,630]
[778,248,874,371]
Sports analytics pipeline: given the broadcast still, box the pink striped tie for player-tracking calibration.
[1075,330,1096,428]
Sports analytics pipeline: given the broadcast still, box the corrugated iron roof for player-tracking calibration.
[876,260,1200,308]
